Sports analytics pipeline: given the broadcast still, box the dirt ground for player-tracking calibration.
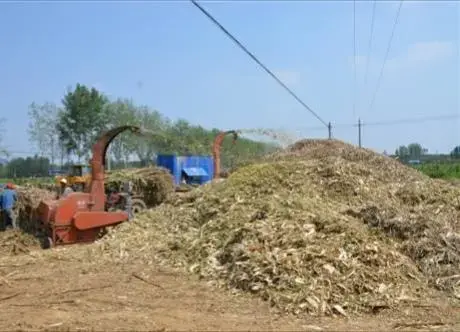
[0,253,458,332]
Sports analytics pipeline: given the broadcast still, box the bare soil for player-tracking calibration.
[0,255,458,331]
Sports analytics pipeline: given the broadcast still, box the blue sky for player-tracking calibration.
[0,0,458,156]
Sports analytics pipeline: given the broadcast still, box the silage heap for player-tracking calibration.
[94,139,460,316]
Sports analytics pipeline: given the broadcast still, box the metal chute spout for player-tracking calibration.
[89,125,144,211]
[92,125,142,179]
[212,130,239,180]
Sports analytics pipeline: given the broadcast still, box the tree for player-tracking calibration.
[395,145,409,158]
[407,143,424,159]
[132,106,170,163]
[0,118,9,157]
[5,155,50,177]
[27,86,278,171]
[451,146,460,159]
[57,84,109,162]
[28,102,61,165]
[104,99,139,165]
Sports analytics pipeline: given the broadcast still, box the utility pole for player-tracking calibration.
[328,122,332,139]
[358,118,362,148]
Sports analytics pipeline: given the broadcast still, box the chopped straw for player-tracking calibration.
[6,139,459,317]
[82,139,460,315]
[105,166,175,207]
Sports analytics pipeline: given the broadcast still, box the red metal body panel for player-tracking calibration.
[74,211,127,230]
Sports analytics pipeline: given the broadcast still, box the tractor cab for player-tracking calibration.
[69,164,91,177]
[54,164,92,193]
[68,164,91,192]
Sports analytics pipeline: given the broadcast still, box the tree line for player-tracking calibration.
[1,83,275,178]
[395,143,460,161]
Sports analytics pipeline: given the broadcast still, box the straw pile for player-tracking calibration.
[105,167,174,207]
[87,139,460,315]
[14,186,55,234]
[0,229,41,255]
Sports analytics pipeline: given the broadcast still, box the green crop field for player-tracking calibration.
[413,162,460,179]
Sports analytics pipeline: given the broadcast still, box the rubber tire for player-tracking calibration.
[42,236,54,249]
[131,198,147,217]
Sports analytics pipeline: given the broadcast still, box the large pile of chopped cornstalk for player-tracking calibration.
[105,167,174,207]
[85,139,460,315]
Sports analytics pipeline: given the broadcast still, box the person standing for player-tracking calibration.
[59,178,74,198]
[0,183,18,229]
[0,184,5,231]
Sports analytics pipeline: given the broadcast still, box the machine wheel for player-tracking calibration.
[42,236,54,249]
[131,198,147,216]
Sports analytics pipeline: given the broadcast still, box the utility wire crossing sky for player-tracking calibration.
[0,1,458,154]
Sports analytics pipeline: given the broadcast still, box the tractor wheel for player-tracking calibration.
[131,198,147,216]
[41,236,54,249]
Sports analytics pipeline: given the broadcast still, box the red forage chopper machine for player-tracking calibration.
[36,125,239,248]
[36,125,145,248]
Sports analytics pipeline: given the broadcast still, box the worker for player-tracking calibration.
[0,183,18,230]
[59,178,74,198]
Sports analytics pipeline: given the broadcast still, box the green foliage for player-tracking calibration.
[27,102,62,164]
[58,84,110,161]
[0,155,51,178]
[395,143,426,160]
[414,162,460,179]
[451,146,460,159]
[24,83,275,174]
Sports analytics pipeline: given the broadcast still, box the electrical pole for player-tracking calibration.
[358,118,362,148]
[328,122,332,139]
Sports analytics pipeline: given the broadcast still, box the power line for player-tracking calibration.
[367,0,404,113]
[361,113,460,127]
[363,1,377,88]
[352,0,357,120]
[190,0,329,127]
[290,113,460,131]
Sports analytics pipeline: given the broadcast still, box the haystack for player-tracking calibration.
[105,167,174,207]
[88,139,460,316]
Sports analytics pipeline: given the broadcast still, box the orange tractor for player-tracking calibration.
[36,125,147,248]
